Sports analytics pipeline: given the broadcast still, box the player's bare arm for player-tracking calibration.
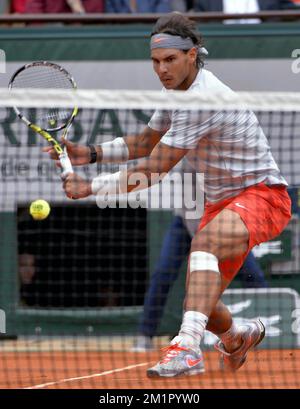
[125,141,188,193]
[98,126,164,162]
[43,126,164,167]
[63,142,187,199]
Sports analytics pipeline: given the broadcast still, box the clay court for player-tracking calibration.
[0,338,299,389]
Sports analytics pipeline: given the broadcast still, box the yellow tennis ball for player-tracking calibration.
[29,200,51,221]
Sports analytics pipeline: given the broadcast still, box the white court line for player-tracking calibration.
[24,362,149,389]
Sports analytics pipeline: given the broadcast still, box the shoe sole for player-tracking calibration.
[147,367,205,378]
[222,319,265,371]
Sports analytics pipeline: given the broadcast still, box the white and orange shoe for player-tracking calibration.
[215,319,265,371]
[147,337,205,378]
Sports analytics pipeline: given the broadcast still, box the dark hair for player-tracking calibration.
[151,12,205,68]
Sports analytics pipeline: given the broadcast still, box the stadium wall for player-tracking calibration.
[0,23,300,91]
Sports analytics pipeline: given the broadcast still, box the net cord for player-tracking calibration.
[1,89,300,112]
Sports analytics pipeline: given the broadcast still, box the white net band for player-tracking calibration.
[1,88,300,111]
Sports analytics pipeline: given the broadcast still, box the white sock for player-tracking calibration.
[176,311,208,348]
[219,321,242,352]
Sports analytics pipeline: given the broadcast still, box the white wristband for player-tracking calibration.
[91,171,121,196]
[100,138,129,163]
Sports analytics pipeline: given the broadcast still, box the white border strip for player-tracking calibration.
[24,362,149,389]
[1,89,300,111]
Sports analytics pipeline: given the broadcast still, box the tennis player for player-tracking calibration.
[44,13,291,377]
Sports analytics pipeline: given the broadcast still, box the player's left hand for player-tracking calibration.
[62,173,92,199]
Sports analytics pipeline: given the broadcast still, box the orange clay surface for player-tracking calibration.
[0,349,299,389]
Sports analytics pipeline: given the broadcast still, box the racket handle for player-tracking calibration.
[59,152,73,179]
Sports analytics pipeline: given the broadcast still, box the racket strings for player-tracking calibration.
[11,66,73,90]
[11,65,75,130]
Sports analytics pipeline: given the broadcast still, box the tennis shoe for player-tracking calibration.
[214,319,265,371]
[147,336,205,378]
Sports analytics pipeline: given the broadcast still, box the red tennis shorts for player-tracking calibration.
[196,183,291,281]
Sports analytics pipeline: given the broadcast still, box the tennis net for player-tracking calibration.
[0,89,300,389]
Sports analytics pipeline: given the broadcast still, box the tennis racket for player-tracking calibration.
[8,61,78,179]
